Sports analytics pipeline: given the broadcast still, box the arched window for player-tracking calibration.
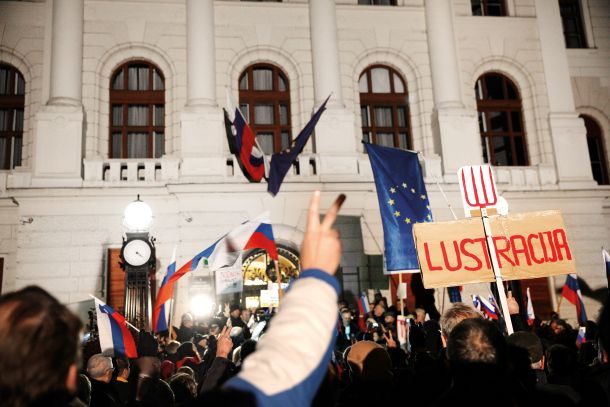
[359,65,411,150]
[581,114,608,185]
[475,73,528,166]
[0,63,24,169]
[238,64,291,155]
[109,61,165,159]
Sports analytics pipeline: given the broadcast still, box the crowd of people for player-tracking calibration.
[0,191,609,406]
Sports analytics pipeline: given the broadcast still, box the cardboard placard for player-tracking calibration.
[413,210,575,288]
[259,289,279,308]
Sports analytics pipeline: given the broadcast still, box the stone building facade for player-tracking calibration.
[0,0,608,323]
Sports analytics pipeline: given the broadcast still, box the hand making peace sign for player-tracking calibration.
[300,191,346,275]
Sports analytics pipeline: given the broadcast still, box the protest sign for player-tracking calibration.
[413,210,575,288]
[259,289,279,308]
[215,256,243,295]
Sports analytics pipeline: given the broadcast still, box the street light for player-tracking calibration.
[120,195,156,330]
[123,194,153,232]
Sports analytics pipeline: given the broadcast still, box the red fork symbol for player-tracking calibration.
[460,166,497,208]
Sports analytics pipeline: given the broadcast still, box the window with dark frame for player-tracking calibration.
[581,114,609,185]
[109,61,165,159]
[475,73,528,166]
[471,0,507,16]
[559,0,587,48]
[359,65,412,150]
[238,64,291,155]
[0,63,24,170]
[358,0,397,5]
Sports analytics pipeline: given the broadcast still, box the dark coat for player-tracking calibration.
[89,378,120,407]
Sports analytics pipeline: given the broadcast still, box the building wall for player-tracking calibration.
[0,0,609,324]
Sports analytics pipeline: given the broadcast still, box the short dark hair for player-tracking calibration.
[168,372,197,404]
[0,286,82,406]
[447,318,505,366]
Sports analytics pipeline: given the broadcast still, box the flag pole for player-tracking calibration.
[399,273,404,317]
[418,152,459,312]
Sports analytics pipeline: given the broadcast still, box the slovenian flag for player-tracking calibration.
[526,287,535,326]
[224,107,267,183]
[577,326,587,345]
[152,239,221,332]
[478,295,498,320]
[93,296,138,358]
[243,222,278,261]
[561,274,588,324]
[154,246,177,333]
[472,294,481,311]
[152,212,279,332]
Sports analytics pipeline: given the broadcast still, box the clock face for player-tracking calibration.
[123,239,152,267]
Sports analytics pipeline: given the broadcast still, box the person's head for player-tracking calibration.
[415,308,426,323]
[549,318,568,335]
[87,354,114,383]
[383,310,396,326]
[373,303,385,318]
[447,318,506,378]
[137,376,175,407]
[230,304,242,319]
[165,340,181,355]
[440,302,482,346]
[507,332,544,369]
[241,309,251,323]
[341,309,352,325]
[0,286,82,405]
[176,341,198,361]
[209,323,220,336]
[181,312,194,328]
[115,356,130,380]
[176,365,195,380]
[240,339,257,363]
[346,341,393,382]
[546,344,575,377]
[168,372,197,404]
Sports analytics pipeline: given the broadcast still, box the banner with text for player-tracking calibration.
[413,210,575,288]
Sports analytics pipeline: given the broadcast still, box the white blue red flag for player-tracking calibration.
[224,107,267,182]
[577,326,587,345]
[93,296,138,358]
[152,212,279,332]
[561,273,588,324]
[154,246,177,333]
[472,295,481,311]
[479,295,498,320]
[526,287,535,326]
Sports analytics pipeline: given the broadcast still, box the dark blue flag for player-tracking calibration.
[448,286,462,303]
[365,142,432,271]
[267,96,329,196]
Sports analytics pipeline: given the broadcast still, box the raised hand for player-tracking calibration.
[507,291,520,315]
[216,325,234,359]
[300,191,346,275]
[384,331,397,348]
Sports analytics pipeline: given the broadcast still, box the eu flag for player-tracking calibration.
[365,142,432,271]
